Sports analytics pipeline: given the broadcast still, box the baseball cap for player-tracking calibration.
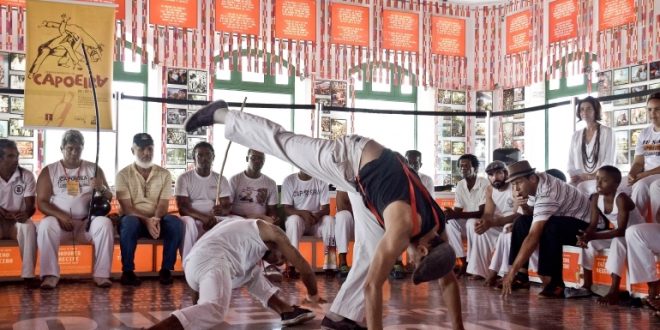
[133,133,154,148]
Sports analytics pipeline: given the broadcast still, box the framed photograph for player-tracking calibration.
[615,151,629,165]
[440,157,451,172]
[166,148,186,166]
[614,109,629,126]
[188,124,207,136]
[451,91,466,105]
[613,67,629,86]
[167,68,188,85]
[9,53,25,71]
[513,122,525,137]
[512,138,525,152]
[438,89,452,105]
[475,138,486,159]
[502,122,513,140]
[187,70,208,94]
[440,120,452,137]
[331,81,347,107]
[513,87,525,102]
[9,96,24,115]
[320,116,331,133]
[0,53,8,88]
[630,129,642,147]
[615,130,629,151]
[314,80,331,95]
[0,120,7,138]
[166,108,188,125]
[631,85,647,104]
[186,137,206,160]
[597,71,612,99]
[441,175,452,186]
[451,141,465,156]
[437,106,452,113]
[631,64,648,83]
[166,128,187,145]
[650,61,660,80]
[168,167,187,183]
[503,89,514,110]
[0,95,8,113]
[9,118,33,137]
[16,141,33,159]
[630,107,647,125]
[441,141,452,154]
[474,121,486,137]
[600,111,612,126]
[167,87,187,100]
[513,111,525,120]
[451,117,465,137]
[330,119,347,140]
[188,94,207,101]
[651,83,660,90]
[613,88,629,106]
[9,74,25,89]
[476,91,493,112]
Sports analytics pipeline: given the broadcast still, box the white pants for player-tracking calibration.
[37,216,114,278]
[446,218,471,259]
[0,219,37,278]
[631,174,660,219]
[626,223,660,284]
[286,214,333,249]
[652,180,660,222]
[334,210,355,254]
[581,237,627,277]
[465,221,500,278]
[488,231,511,276]
[173,254,278,329]
[180,216,218,262]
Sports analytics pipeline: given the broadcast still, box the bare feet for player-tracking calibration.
[484,274,499,287]
[454,262,468,278]
[597,291,620,305]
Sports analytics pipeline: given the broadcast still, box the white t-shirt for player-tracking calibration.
[527,172,591,224]
[567,125,615,176]
[598,191,644,229]
[281,173,329,212]
[634,125,660,170]
[491,184,514,217]
[454,176,489,213]
[0,167,36,212]
[419,172,434,196]
[175,170,230,214]
[229,172,278,216]
[46,160,96,219]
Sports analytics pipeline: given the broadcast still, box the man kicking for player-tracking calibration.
[184,100,462,330]
[148,219,321,329]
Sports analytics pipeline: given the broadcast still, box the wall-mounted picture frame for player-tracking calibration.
[631,64,648,83]
[0,53,8,88]
[503,89,514,110]
[476,91,493,112]
[600,111,612,127]
[0,95,8,113]
[451,117,465,137]
[630,129,642,148]
[330,118,347,140]
[613,88,629,106]
[615,150,629,165]
[614,109,629,127]
[166,148,186,166]
[630,107,647,125]
[451,91,466,105]
[650,61,660,80]
[0,120,7,138]
[167,87,188,100]
[166,108,188,125]
[437,89,452,105]
[188,70,208,94]
[9,53,25,71]
[631,85,647,104]
[8,118,33,137]
[16,140,33,159]
[615,130,629,151]
[613,67,629,86]
[451,141,465,156]
[597,71,612,100]
[513,122,525,137]
[166,128,187,145]
[9,74,25,90]
[9,96,23,115]
[167,68,188,85]
[513,87,525,102]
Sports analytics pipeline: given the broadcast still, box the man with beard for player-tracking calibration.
[443,154,488,277]
[116,133,183,286]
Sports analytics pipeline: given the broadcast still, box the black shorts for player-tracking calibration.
[357,148,445,242]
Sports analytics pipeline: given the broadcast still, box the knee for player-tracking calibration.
[321,215,334,226]
[162,215,184,234]
[466,219,477,232]
[285,215,303,231]
[120,216,140,235]
[20,220,37,235]
[625,224,643,242]
[610,237,626,251]
[180,216,196,228]
[90,216,114,236]
[37,216,61,236]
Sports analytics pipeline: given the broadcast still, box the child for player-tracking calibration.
[575,165,644,304]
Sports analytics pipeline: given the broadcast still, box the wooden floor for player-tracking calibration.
[1,274,659,329]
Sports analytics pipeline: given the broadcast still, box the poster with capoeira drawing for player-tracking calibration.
[24,0,115,130]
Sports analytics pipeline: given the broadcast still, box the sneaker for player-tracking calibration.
[94,277,112,288]
[337,265,350,280]
[120,271,142,286]
[184,100,228,132]
[40,276,59,290]
[280,305,315,326]
[320,316,367,330]
[283,267,300,280]
[159,269,173,285]
[564,287,592,299]
[264,265,283,282]
[389,264,405,280]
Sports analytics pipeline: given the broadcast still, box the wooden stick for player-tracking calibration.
[216,97,247,205]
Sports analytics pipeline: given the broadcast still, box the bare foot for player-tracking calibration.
[484,275,498,287]
[597,291,620,305]
[455,263,468,279]
[468,275,485,281]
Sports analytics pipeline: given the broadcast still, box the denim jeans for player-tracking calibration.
[119,215,183,272]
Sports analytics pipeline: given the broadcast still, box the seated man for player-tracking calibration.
[576,165,644,303]
[116,133,184,286]
[628,92,660,218]
[175,142,231,261]
[0,139,37,287]
[443,154,488,277]
[148,219,321,329]
[626,222,660,315]
[36,130,114,289]
[502,161,591,298]
[184,100,462,330]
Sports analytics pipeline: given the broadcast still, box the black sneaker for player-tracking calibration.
[159,269,173,285]
[120,271,142,286]
[184,99,228,132]
[280,305,314,326]
[321,316,367,330]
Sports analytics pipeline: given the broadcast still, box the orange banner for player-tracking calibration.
[506,10,531,54]
[330,3,369,47]
[561,251,580,283]
[549,0,577,43]
[35,245,93,275]
[112,244,154,273]
[0,247,22,277]
[0,0,25,7]
[599,0,636,30]
[216,0,260,35]
[382,9,419,53]
[149,0,198,29]
[274,0,316,41]
[431,16,466,57]
[156,245,183,271]
[83,0,125,20]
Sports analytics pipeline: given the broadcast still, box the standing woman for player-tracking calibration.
[567,96,615,195]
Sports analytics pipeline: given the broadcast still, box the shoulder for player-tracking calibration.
[177,170,193,182]
[262,174,276,186]
[282,174,296,185]
[22,169,37,182]
[229,172,243,182]
[117,165,132,176]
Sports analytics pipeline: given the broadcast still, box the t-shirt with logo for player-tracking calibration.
[634,125,660,170]
[0,167,36,212]
[175,170,231,214]
[229,172,278,217]
[281,173,329,212]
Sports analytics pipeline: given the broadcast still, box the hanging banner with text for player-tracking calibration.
[24,0,115,130]
[549,0,577,43]
[598,0,636,30]
[382,9,419,53]
[149,0,198,29]
[431,16,466,57]
[506,10,531,54]
[0,0,25,7]
[329,2,369,47]
[215,0,261,35]
[275,0,316,42]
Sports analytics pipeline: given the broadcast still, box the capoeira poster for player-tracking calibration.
[24,0,115,130]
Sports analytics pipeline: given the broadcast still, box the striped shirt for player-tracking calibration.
[528,172,590,224]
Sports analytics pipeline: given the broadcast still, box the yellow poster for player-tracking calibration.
[25,0,115,130]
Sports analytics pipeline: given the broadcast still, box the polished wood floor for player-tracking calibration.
[1,274,659,329]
